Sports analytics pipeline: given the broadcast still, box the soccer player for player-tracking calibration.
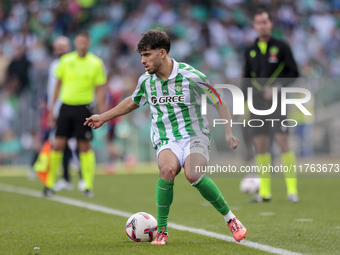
[242,10,299,203]
[45,31,106,197]
[84,29,247,244]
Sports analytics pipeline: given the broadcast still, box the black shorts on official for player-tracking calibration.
[249,99,289,137]
[56,104,93,140]
[250,112,289,136]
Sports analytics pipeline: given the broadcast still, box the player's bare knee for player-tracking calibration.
[256,148,268,154]
[278,143,289,153]
[253,135,270,154]
[184,168,202,184]
[78,147,90,153]
[160,165,176,181]
[53,140,67,151]
[275,134,290,153]
[254,142,268,154]
[185,173,199,184]
[52,145,64,152]
[78,140,91,152]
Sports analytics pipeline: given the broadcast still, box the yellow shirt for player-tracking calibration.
[55,51,106,105]
[257,41,268,55]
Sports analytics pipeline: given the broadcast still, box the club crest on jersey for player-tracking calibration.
[175,84,182,93]
[268,46,279,63]
[151,86,156,92]
[150,95,186,105]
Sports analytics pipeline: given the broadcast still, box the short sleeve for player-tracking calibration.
[188,69,220,106]
[196,77,220,106]
[131,76,148,106]
[55,59,63,80]
[94,60,107,86]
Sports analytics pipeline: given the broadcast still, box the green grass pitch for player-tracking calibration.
[0,170,339,254]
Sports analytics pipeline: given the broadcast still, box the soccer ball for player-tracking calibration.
[125,212,157,242]
[240,174,260,195]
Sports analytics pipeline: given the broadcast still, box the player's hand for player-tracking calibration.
[225,135,239,150]
[84,114,104,129]
[264,86,280,100]
[263,87,273,100]
[48,110,56,128]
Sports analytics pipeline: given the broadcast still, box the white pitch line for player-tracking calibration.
[0,183,304,255]
[260,212,276,216]
[230,206,241,211]
[295,219,313,222]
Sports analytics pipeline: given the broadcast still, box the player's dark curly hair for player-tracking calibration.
[137,29,171,54]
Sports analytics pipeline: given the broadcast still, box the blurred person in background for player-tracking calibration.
[0,48,10,88]
[0,93,17,160]
[242,9,299,203]
[289,83,315,158]
[104,69,125,173]
[6,47,31,95]
[47,36,76,191]
[31,36,84,190]
[45,31,106,197]
[0,129,21,165]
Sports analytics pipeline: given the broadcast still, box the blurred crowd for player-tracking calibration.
[1,0,340,163]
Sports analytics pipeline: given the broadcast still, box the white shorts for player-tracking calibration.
[156,135,210,168]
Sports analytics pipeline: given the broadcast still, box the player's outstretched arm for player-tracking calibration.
[213,100,240,150]
[84,96,139,129]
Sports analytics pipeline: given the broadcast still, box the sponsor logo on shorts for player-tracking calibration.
[190,140,207,152]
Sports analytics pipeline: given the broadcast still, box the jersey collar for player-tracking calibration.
[254,36,273,46]
[73,51,90,60]
[168,58,179,80]
[151,58,179,81]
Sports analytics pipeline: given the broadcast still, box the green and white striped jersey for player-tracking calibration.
[131,59,219,149]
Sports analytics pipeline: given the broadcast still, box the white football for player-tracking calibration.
[125,212,157,242]
[240,174,260,194]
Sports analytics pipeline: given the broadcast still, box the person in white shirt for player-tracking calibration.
[46,36,84,191]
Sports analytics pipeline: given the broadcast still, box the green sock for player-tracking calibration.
[282,151,298,195]
[156,178,174,232]
[46,150,63,189]
[255,153,272,199]
[192,175,230,215]
[79,150,96,190]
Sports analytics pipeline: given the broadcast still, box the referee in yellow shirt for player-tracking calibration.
[45,31,106,197]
